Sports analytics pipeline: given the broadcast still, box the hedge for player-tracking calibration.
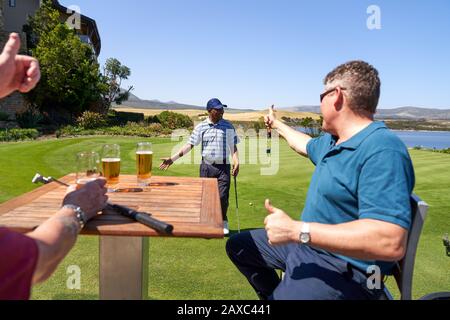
[0,129,40,142]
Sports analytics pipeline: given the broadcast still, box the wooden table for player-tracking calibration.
[0,174,223,300]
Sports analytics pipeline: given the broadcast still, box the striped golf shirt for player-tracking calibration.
[189,118,240,164]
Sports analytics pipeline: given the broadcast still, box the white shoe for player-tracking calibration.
[223,221,229,236]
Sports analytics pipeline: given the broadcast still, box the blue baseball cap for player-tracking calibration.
[207,98,228,110]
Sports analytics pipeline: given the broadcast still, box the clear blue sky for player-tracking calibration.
[61,0,450,110]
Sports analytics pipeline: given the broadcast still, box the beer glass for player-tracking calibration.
[136,142,153,186]
[102,144,121,184]
[76,151,101,189]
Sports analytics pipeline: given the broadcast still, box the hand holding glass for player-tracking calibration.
[76,152,101,189]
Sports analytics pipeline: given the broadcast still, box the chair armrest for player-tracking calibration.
[419,292,450,300]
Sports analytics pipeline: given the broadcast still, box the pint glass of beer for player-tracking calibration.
[136,142,153,186]
[102,144,121,184]
[76,151,101,189]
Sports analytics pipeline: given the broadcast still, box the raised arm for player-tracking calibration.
[159,143,194,171]
[264,105,312,157]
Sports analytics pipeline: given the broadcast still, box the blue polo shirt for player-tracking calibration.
[303,121,415,275]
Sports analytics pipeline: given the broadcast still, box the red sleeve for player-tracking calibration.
[0,228,39,300]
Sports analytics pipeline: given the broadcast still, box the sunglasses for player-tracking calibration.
[320,87,347,103]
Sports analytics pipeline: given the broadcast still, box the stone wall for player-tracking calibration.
[0,92,27,119]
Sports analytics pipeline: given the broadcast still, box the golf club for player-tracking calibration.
[32,173,173,234]
[32,173,143,193]
[32,173,69,187]
[266,105,274,156]
[234,175,241,233]
[443,233,450,257]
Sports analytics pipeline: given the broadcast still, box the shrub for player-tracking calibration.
[55,125,84,138]
[145,115,161,124]
[15,107,44,129]
[0,129,40,142]
[76,111,107,129]
[56,122,171,138]
[108,111,144,126]
[157,111,193,129]
[148,123,164,132]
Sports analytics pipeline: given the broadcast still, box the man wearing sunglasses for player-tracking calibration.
[226,60,415,300]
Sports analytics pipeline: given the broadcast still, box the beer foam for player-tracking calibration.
[136,151,153,155]
[102,158,121,162]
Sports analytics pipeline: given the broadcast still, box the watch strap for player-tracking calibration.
[301,222,310,234]
[62,204,87,230]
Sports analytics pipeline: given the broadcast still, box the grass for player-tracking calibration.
[0,136,448,300]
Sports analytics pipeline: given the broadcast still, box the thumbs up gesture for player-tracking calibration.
[264,199,300,246]
[0,33,41,99]
[264,105,278,130]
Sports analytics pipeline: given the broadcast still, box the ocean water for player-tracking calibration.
[295,127,450,150]
[392,130,450,150]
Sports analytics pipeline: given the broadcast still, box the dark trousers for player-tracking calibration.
[200,162,231,221]
[226,229,385,300]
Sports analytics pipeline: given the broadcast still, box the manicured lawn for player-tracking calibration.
[0,136,448,300]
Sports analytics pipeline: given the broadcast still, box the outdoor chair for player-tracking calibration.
[381,194,428,299]
[382,194,450,300]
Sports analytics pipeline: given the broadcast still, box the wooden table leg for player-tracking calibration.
[99,236,149,300]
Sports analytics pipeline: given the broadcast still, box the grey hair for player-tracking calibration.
[324,60,381,114]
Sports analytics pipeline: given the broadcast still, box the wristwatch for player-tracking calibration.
[299,222,311,245]
[62,205,87,230]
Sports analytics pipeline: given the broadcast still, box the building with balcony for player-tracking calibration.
[1,0,101,55]
[0,0,101,120]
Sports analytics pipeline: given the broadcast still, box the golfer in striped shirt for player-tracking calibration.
[159,98,240,235]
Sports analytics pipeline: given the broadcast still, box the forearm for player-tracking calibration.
[232,147,239,165]
[171,144,193,162]
[27,208,80,284]
[288,219,407,262]
[273,120,311,157]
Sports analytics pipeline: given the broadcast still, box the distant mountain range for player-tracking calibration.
[119,94,450,120]
[119,93,254,114]
[281,106,450,120]
[376,107,450,120]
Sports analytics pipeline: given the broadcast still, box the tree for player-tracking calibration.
[24,0,108,124]
[317,116,324,129]
[300,117,313,135]
[253,117,266,133]
[22,0,59,52]
[157,111,193,130]
[103,58,134,107]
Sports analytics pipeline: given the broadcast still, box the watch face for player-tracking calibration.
[300,233,310,244]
